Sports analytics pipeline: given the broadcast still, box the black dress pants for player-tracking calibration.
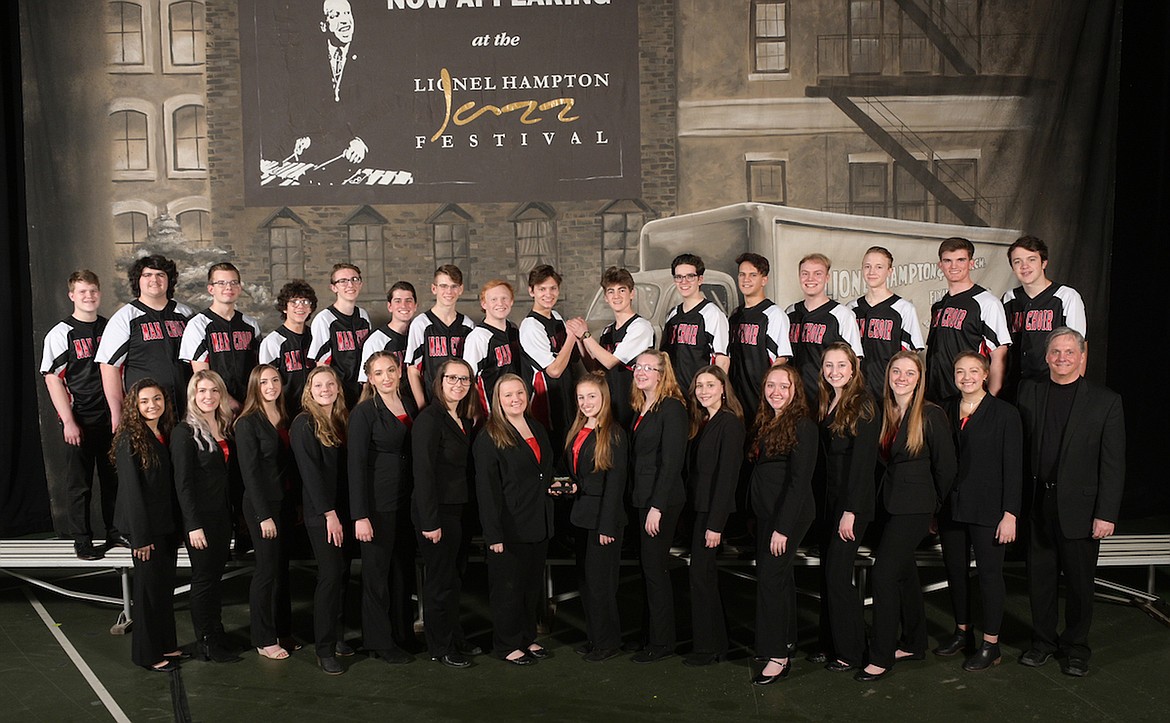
[243,497,292,648]
[1028,486,1100,660]
[755,516,812,659]
[824,518,870,666]
[359,510,402,652]
[307,520,347,659]
[415,505,467,658]
[638,505,682,651]
[131,534,178,667]
[184,514,232,641]
[576,526,624,651]
[63,421,118,543]
[939,518,1007,636]
[486,539,548,656]
[689,512,728,655]
[869,512,931,668]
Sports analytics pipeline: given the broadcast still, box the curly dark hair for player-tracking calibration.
[275,279,318,319]
[751,364,808,457]
[109,378,175,468]
[128,255,178,300]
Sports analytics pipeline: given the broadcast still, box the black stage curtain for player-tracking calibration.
[1,0,50,536]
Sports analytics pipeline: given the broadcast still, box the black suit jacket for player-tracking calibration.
[686,409,746,533]
[113,434,177,546]
[411,403,475,531]
[629,397,688,509]
[879,404,957,516]
[474,418,555,546]
[749,416,818,538]
[945,395,1023,526]
[1017,378,1125,538]
[234,412,289,522]
[291,414,345,523]
[170,422,231,533]
[348,395,413,518]
[568,427,628,537]
[819,400,881,523]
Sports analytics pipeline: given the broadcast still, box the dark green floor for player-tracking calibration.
[3,551,1169,722]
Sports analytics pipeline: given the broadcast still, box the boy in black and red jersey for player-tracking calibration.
[309,262,372,408]
[728,253,791,414]
[1000,235,1087,400]
[463,279,522,411]
[96,254,193,426]
[180,262,262,413]
[925,237,1012,403]
[848,246,925,402]
[519,265,580,450]
[406,264,475,407]
[259,279,318,416]
[659,253,729,391]
[785,253,864,404]
[41,270,125,558]
[359,281,417,400]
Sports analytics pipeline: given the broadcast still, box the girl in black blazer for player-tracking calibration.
[564,371,628,663]
[111,378,184,672]
[935,351,1022,671]
[411,358,484,668]
[856,351,957,682]
[172,370,240,663]
[475,373,557,665]
[749,364,818,685]
[684,365,745,667]
[816,343,881,672]
[627,350,688,663]
[349,351,417,665]
[235,364,298,661]
[291,366,350,675]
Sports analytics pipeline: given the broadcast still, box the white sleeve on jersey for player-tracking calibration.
[612,317,655,364]
[258,330,283,365]
[1001,288,1017,304]
[94,304,136,367]
[308,309,334,363]
[664,304,679,323]
[892,297,926,350]
[179,313,211,363]
[519,316,555,369]
[406,315,427,366]
[975,290,1011,349]
[699,304,730,356]
[783,302,798,314]
[358,328,391,382]
[763,304,793,360]
[832,305,865,358]
[243,313,263,340]
[1055,285,1088,338]
[462,327,490,375]
[174,301,195,318]
[40,321,71,375]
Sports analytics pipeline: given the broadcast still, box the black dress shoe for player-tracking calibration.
[805,651,828,664]
[318,656,345,675]
[853,666,890,682]
[824,659,855,672]
[74,541,104,561]
[335,641,356,657]
[962,643,1001,672]
[752,659,790,685]
[1019,649,1054,667]
[375,647,415,664]
[503,652,537,666]
[1063,657,1090,677]
[107,533,132,549]
[146,659,180,673]
[526,646,550,660]
[933,628,975,657]
[631,647,673,664]
[455,641,484,656]
[434,653,471,668]
[682,653,723,667]
[574,642,594,656]
[583,648,621,663]
[201,634,242,663]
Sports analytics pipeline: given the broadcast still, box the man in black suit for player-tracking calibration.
[1016,327,1124,677]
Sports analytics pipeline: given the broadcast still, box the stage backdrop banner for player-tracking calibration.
[241,0,640,205]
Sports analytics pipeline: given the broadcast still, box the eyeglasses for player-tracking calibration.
[672,273,699,282]
[632,364,661,373]
[442,374,472,385]
[210,280,242,288]
[288,298,313,307]
[331,276,362,286]
[435,283,461,291]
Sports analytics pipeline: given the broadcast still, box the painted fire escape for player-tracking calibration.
[806,0,1036,227]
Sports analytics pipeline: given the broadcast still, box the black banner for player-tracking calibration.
[240,0,640,205]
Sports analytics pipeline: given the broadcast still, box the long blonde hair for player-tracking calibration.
[184,369,233,452]
[300,366,348,447]
[629,350,685,414]
[880,350,927,456]
[564,372,616,472]
[358,350,401,404]
[484,373,529,449]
